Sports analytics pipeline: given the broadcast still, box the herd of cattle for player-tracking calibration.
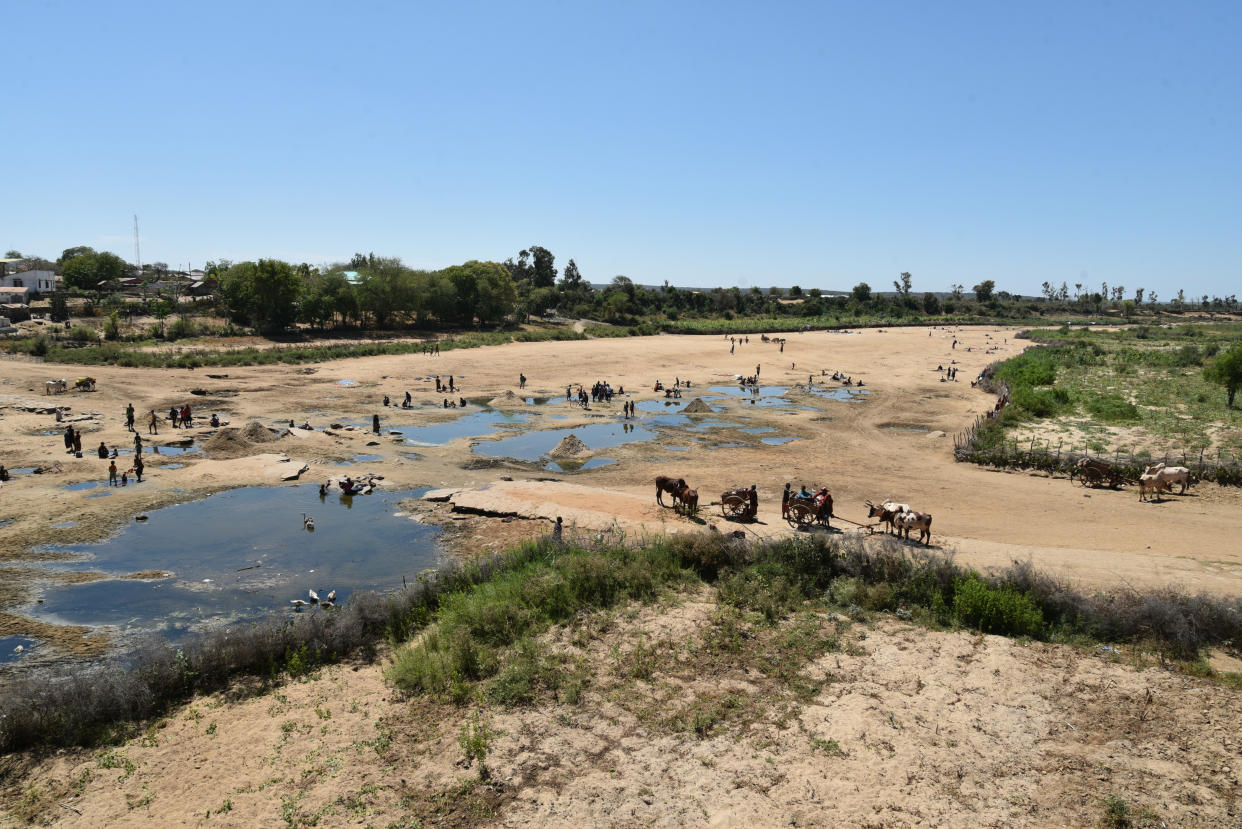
[1136,462,1192,502]
[44,377,95,394]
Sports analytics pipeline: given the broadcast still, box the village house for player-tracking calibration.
[0,269,61,304]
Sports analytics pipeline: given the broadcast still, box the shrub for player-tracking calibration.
[67,325,98,343]
[952,574,1044,637]
[1086,394,1140,423]
[166,318,199,340]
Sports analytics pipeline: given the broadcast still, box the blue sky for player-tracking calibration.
[5,0,1240,298]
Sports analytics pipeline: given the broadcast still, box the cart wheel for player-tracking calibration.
[788,503,813,528]
[1070,470,1086,487]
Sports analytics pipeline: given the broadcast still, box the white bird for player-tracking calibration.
[290,599,307,609]
[302,513,315,531]
[320,601,335,609]
[308,589,320,604]
[325,589,336,603]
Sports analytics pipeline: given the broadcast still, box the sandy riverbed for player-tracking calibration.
[3,325,1241,827]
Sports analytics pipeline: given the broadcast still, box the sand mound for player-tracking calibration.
[548,434,590,458]
[202,428,253,458]
[240,420,279,443]
[487,390,524,408]
[682,398,714,414]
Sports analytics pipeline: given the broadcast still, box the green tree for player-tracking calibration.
[894,272,912,295]
[922,292,941,314]
[441,260,517,324]
[851,282,872,303]
[972,280,996,302]
[356,257,414,327]
[60,250,128,291]
[218,259,301,333]
[528,245,557,288]
[1204,343,1242,408]
[789,285,803,297]
[49,291,70,322]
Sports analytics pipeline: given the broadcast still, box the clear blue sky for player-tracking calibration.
[5,0,1240,299]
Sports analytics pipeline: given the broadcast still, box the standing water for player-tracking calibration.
[21,485,438,648]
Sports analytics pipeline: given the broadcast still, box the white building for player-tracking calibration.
[0,269,59,295]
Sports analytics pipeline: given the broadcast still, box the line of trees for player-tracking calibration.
[12,244,1242,335]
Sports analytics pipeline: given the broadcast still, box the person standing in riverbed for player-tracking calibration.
[63,425,74,454]
[108,460,118,486]
[148,409,159,435]
[125,403,135,431]
[133,455,144,483]
[372,413,381,434]
[72,430,82,455]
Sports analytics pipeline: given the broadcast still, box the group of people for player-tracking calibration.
[589,380,617,403]
[434,375,457,393]
[168,404,194,428]
[106,453,143,485]
[781,483,832,517]
[443,397,468,408]
[938,365,960,381]
[383,391,415,408]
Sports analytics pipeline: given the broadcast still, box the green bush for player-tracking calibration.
[1085,394,1140,423]
[167,318,199,340]
[67,325,98,343]
[953,575,1044,637]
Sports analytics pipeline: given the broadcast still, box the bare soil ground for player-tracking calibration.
[3,589,1239,827]
[2,325,1241,825]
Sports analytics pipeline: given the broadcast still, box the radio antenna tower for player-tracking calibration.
[133,214,141,275]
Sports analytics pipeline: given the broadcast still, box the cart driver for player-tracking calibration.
[746,485,758,520]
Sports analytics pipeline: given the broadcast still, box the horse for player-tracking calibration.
[655,475,687,506]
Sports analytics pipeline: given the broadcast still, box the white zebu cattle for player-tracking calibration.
[44,379,68,395]
[1137,472,1168,502]
[1144,463,1191,495]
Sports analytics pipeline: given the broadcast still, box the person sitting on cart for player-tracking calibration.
[797,484,811,500]
[745,485,758,520]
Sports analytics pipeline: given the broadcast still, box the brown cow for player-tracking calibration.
[655,475,687,506]
[675,486,699,515]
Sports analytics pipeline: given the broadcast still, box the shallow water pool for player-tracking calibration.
[391,409,530,447]
[475,422,654,461]
[544,457,618,473]
[0,636,38,664]
[23,485,438,647]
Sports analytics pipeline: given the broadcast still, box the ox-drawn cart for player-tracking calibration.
[1070,457,1124,489]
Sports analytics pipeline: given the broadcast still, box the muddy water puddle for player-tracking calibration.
[544,457,618,473]
[705,385,793,407]
[18,485,438,653]
[390,409,531,446]
[0,636,39,664]
[808,386,871,402]
[475,422,655,460]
